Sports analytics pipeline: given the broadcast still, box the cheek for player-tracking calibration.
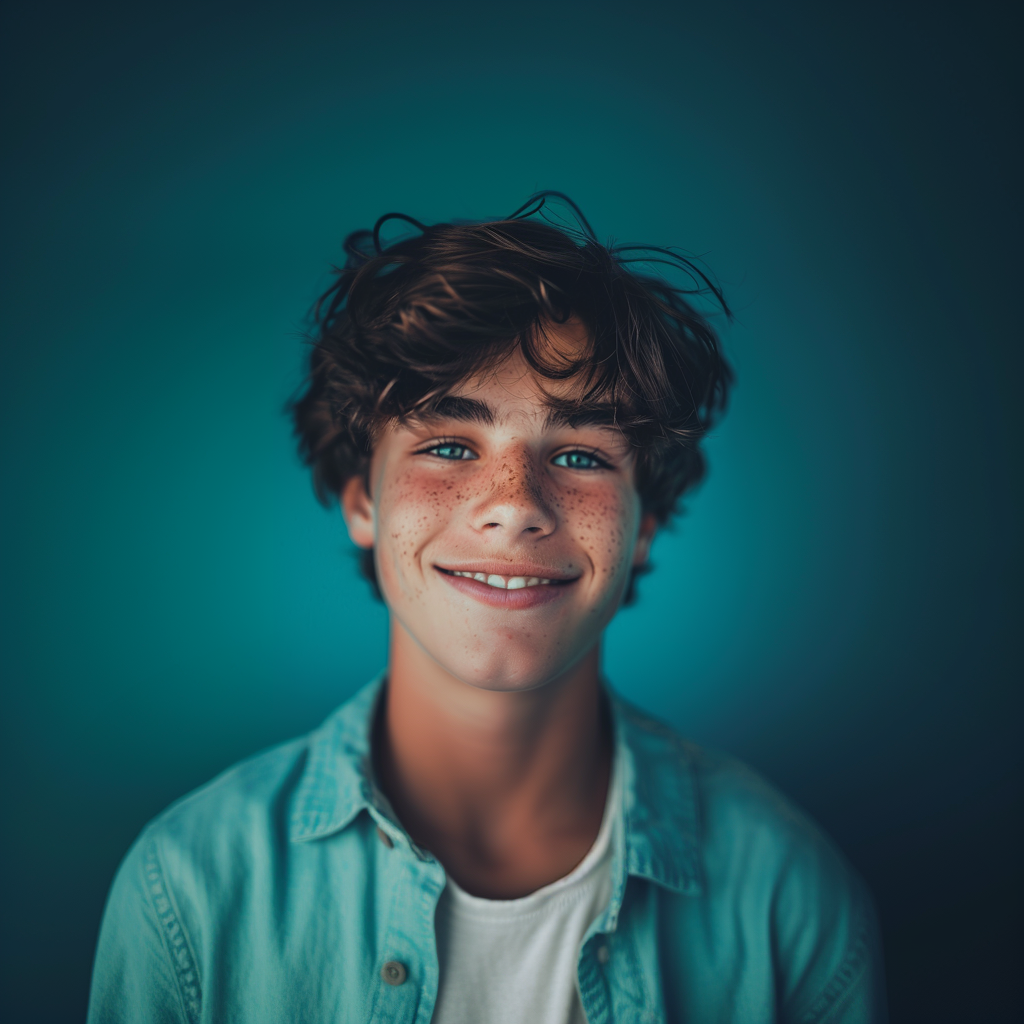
[376,469,464,566]
[555,483,639,578]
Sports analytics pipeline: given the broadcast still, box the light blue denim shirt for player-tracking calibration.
[88,678,886,1023]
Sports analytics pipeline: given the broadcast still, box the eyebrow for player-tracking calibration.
[413,395,495,425]
[542,404,620,430]
[411,394,621,432]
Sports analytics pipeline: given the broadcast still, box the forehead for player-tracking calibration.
[410,352,621,434]
[417,320,621,430]
[452,348,568,412]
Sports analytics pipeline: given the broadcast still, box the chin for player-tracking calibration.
[436,641,585,694]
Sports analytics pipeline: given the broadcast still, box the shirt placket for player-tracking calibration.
[365,806,447,1024]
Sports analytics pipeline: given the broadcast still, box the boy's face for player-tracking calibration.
[342,323,655,693]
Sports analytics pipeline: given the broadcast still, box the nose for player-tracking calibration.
[472,447,557,537]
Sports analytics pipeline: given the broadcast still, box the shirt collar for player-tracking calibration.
[288,676,385,842]
[610,692,703,895]
[289,675,703,896]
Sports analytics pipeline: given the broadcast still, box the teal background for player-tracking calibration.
[1,1,1020,1021]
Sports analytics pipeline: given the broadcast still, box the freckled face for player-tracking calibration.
[344,347,655,692]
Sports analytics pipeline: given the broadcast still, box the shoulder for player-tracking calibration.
[135,676,381,870]
[616,695,860,896]
[111,733,313,925]
[145,733,311,858]
[693,742,848,883]
[90,733,317,1023]
[691,743,885,1020]
[616,697,886,1021]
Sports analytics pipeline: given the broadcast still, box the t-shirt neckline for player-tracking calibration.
[443,764,619,917]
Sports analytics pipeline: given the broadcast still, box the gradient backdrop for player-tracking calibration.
[1,2,1020,1021]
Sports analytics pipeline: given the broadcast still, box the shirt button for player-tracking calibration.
[376,826,394,849]
[596,944,610,965]
[381,961,407,986]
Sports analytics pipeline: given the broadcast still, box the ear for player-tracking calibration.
[633,512,657,568]
[341,475,376,549]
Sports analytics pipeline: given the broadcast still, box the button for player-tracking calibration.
[596,944,610,965]
[376,826,394,849]
[381,961,407,986]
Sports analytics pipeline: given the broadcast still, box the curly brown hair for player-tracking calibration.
[291,194,733,601]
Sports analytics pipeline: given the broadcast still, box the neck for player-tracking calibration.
[375,618,611,897]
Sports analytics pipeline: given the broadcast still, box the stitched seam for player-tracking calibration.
[796,898,871,1024]
[142,837,202,1024]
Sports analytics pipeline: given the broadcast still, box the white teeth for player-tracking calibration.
[447,570,556,588]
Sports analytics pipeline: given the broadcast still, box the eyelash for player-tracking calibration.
[418,440,610,470]
[417,439,478,461]
[551,449,610,470]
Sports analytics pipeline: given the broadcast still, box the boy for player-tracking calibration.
[88,196,887,1022]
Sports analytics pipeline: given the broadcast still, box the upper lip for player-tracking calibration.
[435,562,581,582]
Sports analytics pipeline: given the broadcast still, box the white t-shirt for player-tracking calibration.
[431,773,618,1024]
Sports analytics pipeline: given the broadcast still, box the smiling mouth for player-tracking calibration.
[437,568,572,590]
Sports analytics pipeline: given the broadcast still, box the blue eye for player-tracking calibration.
[552,451,605,470]
[428,443,477,461]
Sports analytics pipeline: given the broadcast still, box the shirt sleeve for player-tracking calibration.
[87,834,199,1024]
[776,851,888,1024]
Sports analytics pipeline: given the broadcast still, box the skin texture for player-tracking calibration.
[341,323,655,897]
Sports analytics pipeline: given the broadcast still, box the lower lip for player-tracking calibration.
[437,569,576,609]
